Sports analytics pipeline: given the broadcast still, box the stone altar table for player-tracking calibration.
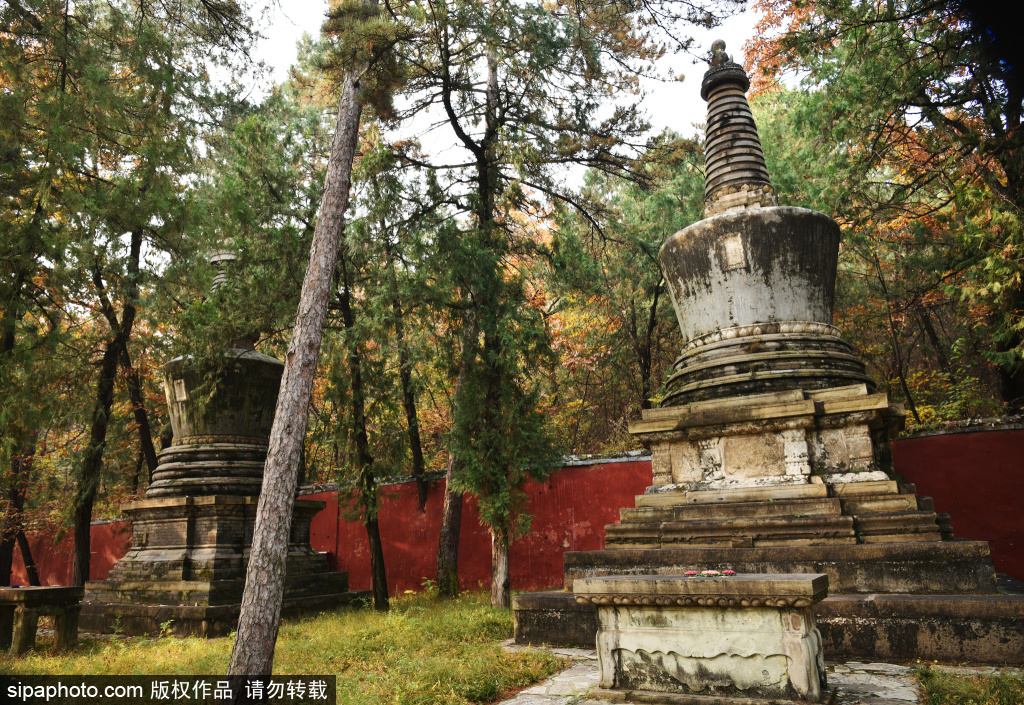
[573,574,832,704]
[0,586,83,655]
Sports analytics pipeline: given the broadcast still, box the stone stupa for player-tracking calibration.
[80,252,363,637]
[514,42,1023,664]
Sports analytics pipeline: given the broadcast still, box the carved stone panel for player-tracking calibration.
[669,443,701,486]
[721,433,785,482]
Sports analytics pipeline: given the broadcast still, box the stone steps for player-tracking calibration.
[606,482,948,549]
[564,541,998,595]
[606,515,857,549]
[621,497,842,523]
[839,495,917,514]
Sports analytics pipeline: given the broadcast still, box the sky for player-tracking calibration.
[251,2,762,141]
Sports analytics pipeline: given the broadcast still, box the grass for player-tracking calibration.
[0,592,566,705]
[918,668,1024,705]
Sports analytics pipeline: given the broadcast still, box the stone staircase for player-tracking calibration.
[514,478,1024,664]
[604,481,950,550]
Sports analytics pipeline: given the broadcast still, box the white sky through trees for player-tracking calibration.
[253,2,760,143]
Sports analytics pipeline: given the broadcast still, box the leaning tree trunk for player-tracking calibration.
[227,44,370,676]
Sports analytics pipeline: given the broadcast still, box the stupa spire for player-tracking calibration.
[701,40,776,217]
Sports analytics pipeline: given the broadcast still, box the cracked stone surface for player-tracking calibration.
[498,642,1022,705]
[828,661,919,705]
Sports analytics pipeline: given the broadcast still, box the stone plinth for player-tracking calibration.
[102,496,325,582]
[632,386,901,492]
[574,574,831,704]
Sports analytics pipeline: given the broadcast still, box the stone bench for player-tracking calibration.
[573,573,832,704]
[0,586,84,655]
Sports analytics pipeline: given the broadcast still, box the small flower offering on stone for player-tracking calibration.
[700,570,721,576]
[684,571,698,576]
[723,570,737,575]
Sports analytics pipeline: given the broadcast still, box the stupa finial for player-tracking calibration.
[700,40,776,217]
[709,39,730,67]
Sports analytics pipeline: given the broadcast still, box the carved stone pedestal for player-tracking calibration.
[633,385,902,492]
[575,574,833,705]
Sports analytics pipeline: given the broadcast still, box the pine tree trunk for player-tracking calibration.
[490,528,510,608]
[366,516,389,610]
[435,313,477,598]
[13,437,40,586]
[227,45,370,675]
[72,342,119,586]
[917,309,951,375]
[120,352,158,478]
[0,435,35,585]
[394,299,427,510]
[382,227,428,510]
[435,453,463,598]
[338,249,389,612]
[0,534,12,586]
[72,230,143,587]
[16,531,40,586]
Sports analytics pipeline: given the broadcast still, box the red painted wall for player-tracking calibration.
[891,428,1024,580]
[10,430,1021,590]
[10,459,653,593]
[10,520,131,587]
[305,459,653,593]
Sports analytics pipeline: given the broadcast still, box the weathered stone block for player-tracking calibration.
[574,574,829,702]
[0,587,83,655]
[630,387,899,493]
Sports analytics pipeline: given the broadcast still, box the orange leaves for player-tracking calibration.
[744,0,815,95]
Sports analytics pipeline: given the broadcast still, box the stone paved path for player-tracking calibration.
[499,641,1022,705]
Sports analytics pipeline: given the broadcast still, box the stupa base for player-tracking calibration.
[514,588,1024,664]
[630,386,903,491]
[80,494,363,637]
[79,579,367,638]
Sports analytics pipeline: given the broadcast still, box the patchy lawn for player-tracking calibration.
[0,592,565,705]
[918,668,1024,705]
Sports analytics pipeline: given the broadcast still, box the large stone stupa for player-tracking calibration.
[80,255,363,637]
[513,43,1023,664]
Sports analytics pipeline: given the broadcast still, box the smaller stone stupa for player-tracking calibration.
[81,252,362,637]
